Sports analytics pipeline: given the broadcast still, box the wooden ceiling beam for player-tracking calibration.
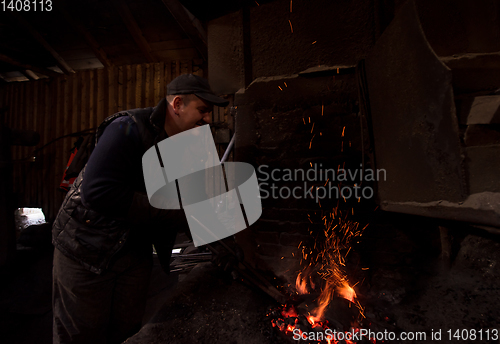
[18,70,34,81]
[111,0,157,63]
[22,70,40,80]
[12,13,75,74]
[0,53,61,78]
[56,3,113,68]
[160,0,208,61]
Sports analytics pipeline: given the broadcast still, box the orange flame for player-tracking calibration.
[295,272,308,294]
[270,204,374,342]
[337,282,357,303]
[309,275,316,290]
[295,207,366,323]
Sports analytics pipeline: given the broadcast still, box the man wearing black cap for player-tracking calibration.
[52,74,229,344]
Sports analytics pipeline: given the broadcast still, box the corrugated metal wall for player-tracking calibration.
[0,60,210,221]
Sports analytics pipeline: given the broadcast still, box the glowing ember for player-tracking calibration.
[269,301,377,344]
[269,206,372,343]
[281,305,298,318]
[309,134,316,149]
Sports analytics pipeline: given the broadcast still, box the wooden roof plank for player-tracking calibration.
[56,3,113,68]
[111,0,157,63]
[20,70,40,80]
[0,53,61,78]
[160,0,207,61]
[12,12,75,74]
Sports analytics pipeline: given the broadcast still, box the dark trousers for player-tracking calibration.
[52,248,152,344]
[52,192,187,344]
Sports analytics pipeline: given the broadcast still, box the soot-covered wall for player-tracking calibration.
[207,0,376,95]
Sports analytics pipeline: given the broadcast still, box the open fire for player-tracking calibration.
[268,206,376,344]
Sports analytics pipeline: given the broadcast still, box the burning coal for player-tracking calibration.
[296,207,367,319]
[268,206,372,343]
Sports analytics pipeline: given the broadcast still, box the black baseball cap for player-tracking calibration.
[167,74,229,107]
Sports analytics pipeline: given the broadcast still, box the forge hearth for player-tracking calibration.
[223,2,500,343]
[262,211,500,344]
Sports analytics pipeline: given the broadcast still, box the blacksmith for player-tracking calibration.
[52,74,229,344]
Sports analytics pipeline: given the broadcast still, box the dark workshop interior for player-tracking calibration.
[1,0,500,343]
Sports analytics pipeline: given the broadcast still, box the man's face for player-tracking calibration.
[175,95,213,133]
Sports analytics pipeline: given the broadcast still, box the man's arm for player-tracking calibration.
[81,116,144,218]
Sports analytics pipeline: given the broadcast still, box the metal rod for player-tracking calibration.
[170,262,201,268]
[172,252,212,257]
[173,255,211,260]
[206,243,286,304]
[221,133,235,163]
[191,215,286,304]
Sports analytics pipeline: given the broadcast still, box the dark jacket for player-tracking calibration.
[52,99,173,274]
